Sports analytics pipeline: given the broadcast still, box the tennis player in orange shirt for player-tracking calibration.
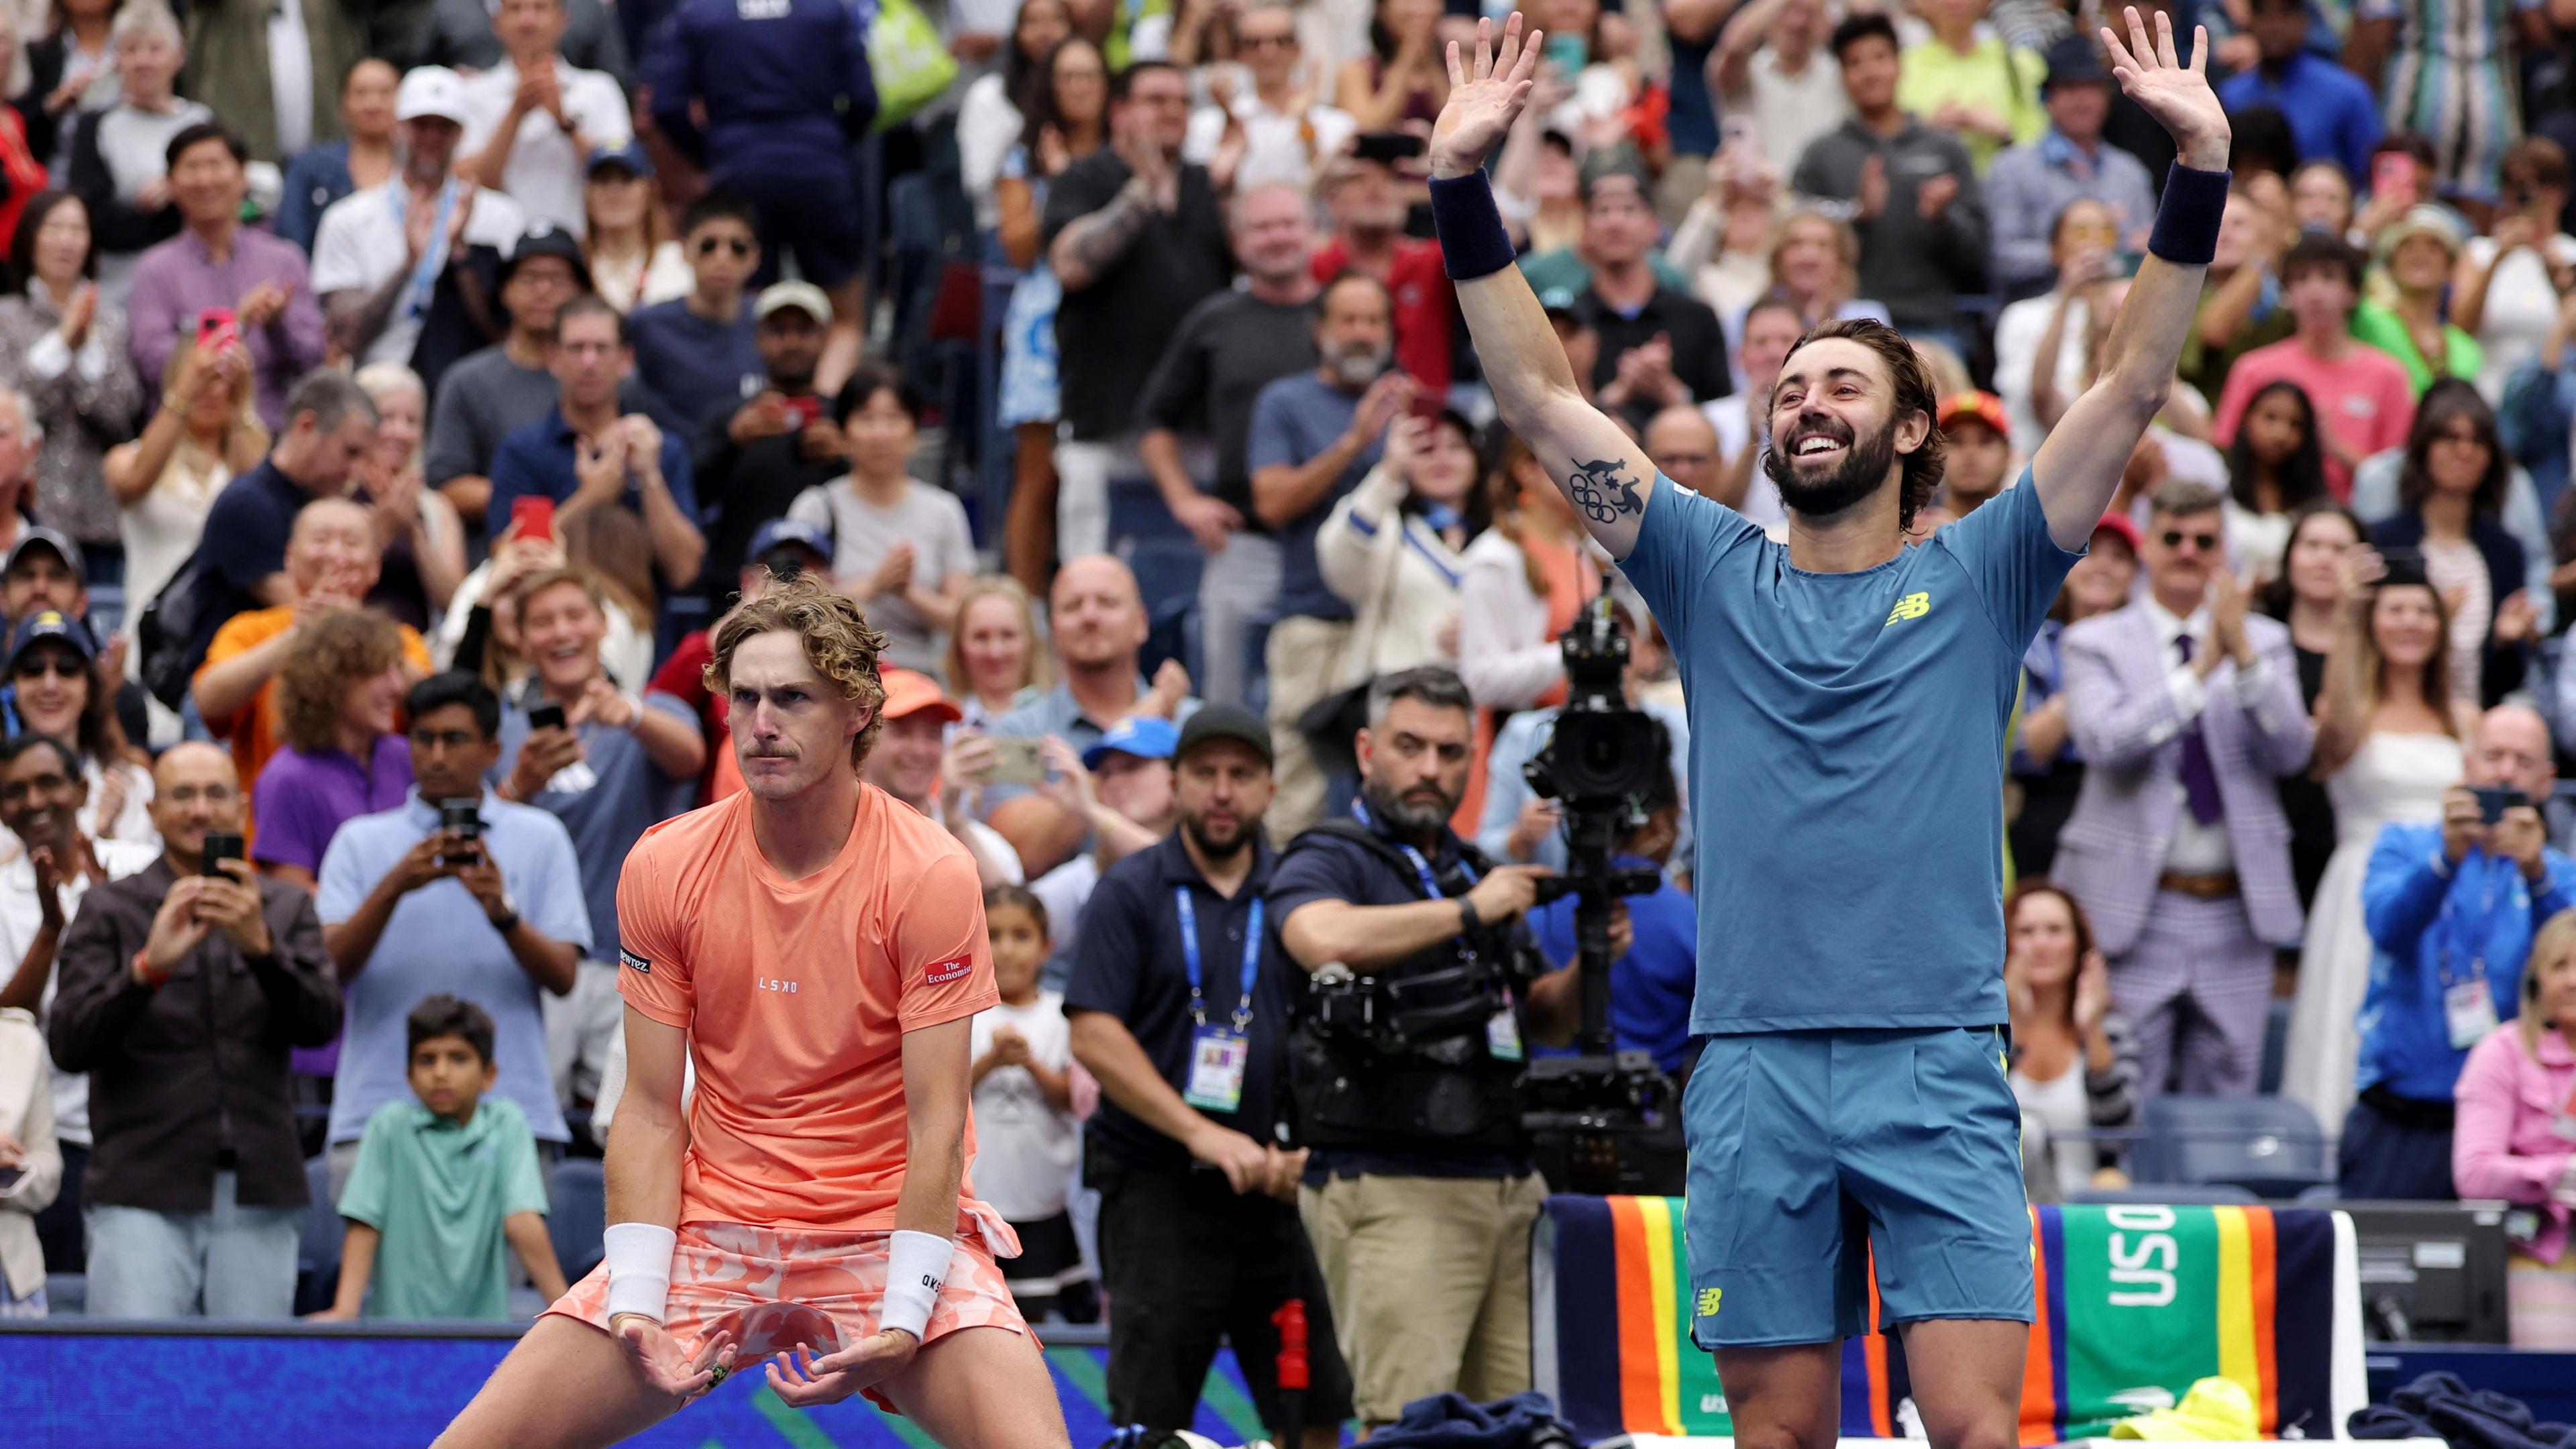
[433,578,1072,1449]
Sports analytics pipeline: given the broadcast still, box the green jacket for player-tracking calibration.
[180,0,405,162]
[2350,301,2482,396]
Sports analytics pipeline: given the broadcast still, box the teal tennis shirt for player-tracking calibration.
[1621,470,2079,1033]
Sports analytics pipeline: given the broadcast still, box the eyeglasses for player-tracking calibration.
[11,657,83,680]
[1240,31,1297,47]
[2161,529,2222,552]
[696,237,753,258]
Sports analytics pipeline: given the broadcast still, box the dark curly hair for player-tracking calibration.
[276,607,405,755]
[1764,317,1946,529]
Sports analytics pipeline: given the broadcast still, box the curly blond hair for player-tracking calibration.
[706,577,890,767]
[277,607,405,755]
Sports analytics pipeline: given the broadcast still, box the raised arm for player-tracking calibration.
[1429,15,1662,561]
[2029,9,2233,553]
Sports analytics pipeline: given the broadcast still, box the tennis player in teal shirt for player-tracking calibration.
[1421,10,2235,1448]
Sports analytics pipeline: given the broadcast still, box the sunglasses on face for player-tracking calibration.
[1240,31,1297,47]
[2161,529,2222,552]
[696,236,753,258]
[12,657,82,680]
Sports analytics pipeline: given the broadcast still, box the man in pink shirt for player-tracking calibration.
[2212,232,2415,500]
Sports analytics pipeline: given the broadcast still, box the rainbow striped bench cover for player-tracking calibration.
[1532,1197,2365,1445]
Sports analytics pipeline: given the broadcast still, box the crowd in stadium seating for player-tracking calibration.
[0,0,2562,1386]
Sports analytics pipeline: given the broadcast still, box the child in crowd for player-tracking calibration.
[971,884,1093,1322]
[314,996,566,1321]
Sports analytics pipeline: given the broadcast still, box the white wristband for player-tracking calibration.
[879,1229,953,1341]
[602,1222,678,1324]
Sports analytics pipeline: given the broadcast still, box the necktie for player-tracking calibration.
[2174,633,2224,826]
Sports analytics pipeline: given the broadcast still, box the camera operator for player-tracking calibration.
[316,672,588,1200]
[1271,665,1583,1431]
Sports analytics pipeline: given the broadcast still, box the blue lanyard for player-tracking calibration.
[1351,798,1477,897]
[1175,888,1261,1032]
[384,180,459,323]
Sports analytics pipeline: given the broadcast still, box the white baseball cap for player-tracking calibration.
[395,66,470,126]
[755,280,833,323]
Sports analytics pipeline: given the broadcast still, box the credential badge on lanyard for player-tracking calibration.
[1177,888,1260,1112]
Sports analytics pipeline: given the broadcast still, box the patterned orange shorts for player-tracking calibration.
[544,1215,1028,1409]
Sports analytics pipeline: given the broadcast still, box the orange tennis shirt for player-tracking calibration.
[616,784,1001,1233]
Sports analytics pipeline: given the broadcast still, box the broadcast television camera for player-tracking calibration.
[1517,591,1685,1196]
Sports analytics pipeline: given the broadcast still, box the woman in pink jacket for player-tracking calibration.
[2454,908,2576,1346]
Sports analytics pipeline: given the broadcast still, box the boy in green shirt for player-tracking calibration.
[312,996,568,1320]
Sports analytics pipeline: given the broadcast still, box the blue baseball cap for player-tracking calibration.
[7,608,96,667]
[1081,716,1178,769]
[747,518,833,571]
[587,140,653,178]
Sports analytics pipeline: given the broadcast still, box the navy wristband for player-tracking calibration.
[1429,170,1516,282]
[2147,162,2231,266]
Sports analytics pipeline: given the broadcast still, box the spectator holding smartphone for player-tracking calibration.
[694,281,845,586]
[315,672,588,1201]
[124,119,325,429]
[485,294,706,594]
[2341,706,2572,1201]
[46,742,338,1319]
[491,570,702,1114]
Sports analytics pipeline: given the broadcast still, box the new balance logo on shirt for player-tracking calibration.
[1886,591,1931,626]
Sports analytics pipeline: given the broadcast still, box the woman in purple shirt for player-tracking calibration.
[248,607,415,894]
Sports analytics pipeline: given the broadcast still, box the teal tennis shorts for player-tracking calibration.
[1682,1026,2037,1348]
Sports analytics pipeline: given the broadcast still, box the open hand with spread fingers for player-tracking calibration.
[1428,13,1544,180]
[2098,5,2229,171]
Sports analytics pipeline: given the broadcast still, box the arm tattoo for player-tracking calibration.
[1059,182,1157,278]
[1566,457,1646,525]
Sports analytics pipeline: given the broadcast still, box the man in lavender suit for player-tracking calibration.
[2055,478,2313,1096]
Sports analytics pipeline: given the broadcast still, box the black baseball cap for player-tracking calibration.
[3,527,83,582]
[501,221,594,291]
[1175,704,1273,768]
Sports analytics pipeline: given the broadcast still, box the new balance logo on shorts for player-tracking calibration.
[620,949,650,975]
[1695,1287,1722,1316]
[925,956,973,985]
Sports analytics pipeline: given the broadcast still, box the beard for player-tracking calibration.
[1763,412,1900,520]
[1364,777,1455,836]
[1182,810,1252,861]
[1325,341,1392,389]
